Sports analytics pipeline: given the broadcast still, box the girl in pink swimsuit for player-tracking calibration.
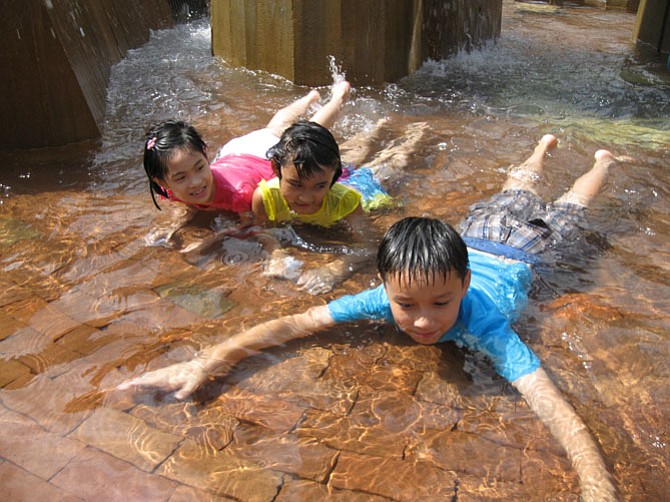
[142,83,350,216]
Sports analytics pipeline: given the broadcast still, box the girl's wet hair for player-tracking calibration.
[377,217,470,285]
[266,120,342,184]
[143,120,208,210]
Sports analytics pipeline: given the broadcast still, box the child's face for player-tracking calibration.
[279,162,336,215]
[384,270,471,345]
[157,148,213,205]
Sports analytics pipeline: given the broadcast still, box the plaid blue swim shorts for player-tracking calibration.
[459,189,587,255]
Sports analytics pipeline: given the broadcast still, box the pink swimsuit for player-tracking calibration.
[166,154,275,213]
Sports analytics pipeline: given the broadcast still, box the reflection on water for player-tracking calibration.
[0,1,669,500]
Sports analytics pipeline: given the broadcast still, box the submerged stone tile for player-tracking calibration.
[380,342,445,372]
[70,407,182,472]
[130,402,239,452]
[51,446,179,502]
[0,311,26,341]
[2,296,49,324]
[457,403,566,457]
[544,292,624,323]
[17,341,82,375]
[50,336,151,397]
[406,429,522,482]
[406,398,460,432]
[210,388,307,432]
[230,430,338,482]
[325,349,380,382]
[415,371,470,408]
[0,374,91,434]
[297,389,458,460]
[0,408,86,479]
[276,478,392,502]
[0,325,50,359]
[159,438,283,502]
[456,471,580,501]
[296,407,400,458]
[0,283,34,309]
[0,217,40,246]
[117,297,202,330]
[225,346,356,414]
[49,289,115,327]
[168,484,236,501]
[20,302,83,341]
[57,252,154,288]
[1,371,35,390]
[356,362,424,394]
[521,448,577,494]
[330,451,457,501]
[0,358,32,387]
[55,324,107,356]
[0,461,81,502]
[154,281,235,319]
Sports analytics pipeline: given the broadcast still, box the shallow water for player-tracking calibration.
[0,1,669,500]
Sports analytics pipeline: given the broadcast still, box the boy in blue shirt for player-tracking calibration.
[120,135,621,501]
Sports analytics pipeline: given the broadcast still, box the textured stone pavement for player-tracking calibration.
[1,193,583,501]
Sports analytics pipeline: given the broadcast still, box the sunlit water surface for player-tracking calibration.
[0,1,668,500]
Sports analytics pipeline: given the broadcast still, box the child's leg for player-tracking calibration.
[502,134,558,194]
[554,149,616,208]
[265,90,321,136]
[339,117,391,165]
[366,121,430,182]
[308,81,351,130]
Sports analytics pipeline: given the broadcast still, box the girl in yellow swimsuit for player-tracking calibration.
[252,120,392,227]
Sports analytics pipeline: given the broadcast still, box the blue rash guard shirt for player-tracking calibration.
[327,249,541,382]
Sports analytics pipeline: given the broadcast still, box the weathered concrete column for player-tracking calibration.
[211,0,503,86]
[0,0,175,149]
[633,0,670,53]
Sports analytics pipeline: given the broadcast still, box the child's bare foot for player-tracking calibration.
[595,149,631,171]
[368,121,429,175]
[539,133,558,152]
[297,89,321,111]
[309,81,351,129]
[331,80,351,102]
[266,89,322,134]
[595,149,635,164]
[595,149,612,160]
[503,133,557,193]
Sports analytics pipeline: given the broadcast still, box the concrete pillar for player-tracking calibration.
[0,0,175,149]
[211,0,503,86]
[632,0,670,53]
[584,0,640,10]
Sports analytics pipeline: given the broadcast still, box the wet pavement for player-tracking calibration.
[0,191,591,501]
[1,2,669,499]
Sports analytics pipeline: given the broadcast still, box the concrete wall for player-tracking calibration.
[633,0,670,52]
[211,0,503,86]
[0,0,174,149]
[542,0,640,11]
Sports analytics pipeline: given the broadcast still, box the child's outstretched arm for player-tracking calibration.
[294,207,377,295]
[118,306,335,399]
[513,368,618,502]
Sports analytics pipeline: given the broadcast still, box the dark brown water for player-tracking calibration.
[1,1,668,500]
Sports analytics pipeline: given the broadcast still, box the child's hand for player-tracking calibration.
[297,267,341,295]
[144,227,178,248]
[117,360,209,400]
[263,249,303,281]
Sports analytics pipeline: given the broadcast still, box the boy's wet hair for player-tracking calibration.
[143,120,208,210]
[266,120,342,184]
[377,217,470,285]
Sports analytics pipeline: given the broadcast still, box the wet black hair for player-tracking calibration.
[377,217,470,285]
[266,120,342,185]
[143,120,208,210]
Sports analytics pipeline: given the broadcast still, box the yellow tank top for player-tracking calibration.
[258,178,361,227]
